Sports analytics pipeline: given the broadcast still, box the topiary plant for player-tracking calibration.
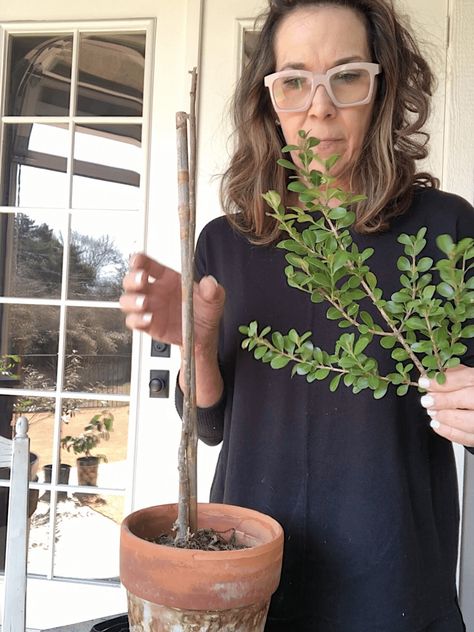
[240,131,474,398]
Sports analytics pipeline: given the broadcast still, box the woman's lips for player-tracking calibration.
[316,139,343,153]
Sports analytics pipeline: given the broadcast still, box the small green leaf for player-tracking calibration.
[374,383,389,399]
[437,282,455,299]
[396,384,409,396]
[460,325,474,338]
[435,372,447,385]
[287,181,308,193]
[272,332,285,351]
[380,336,397,349]
[277,158,297,171]
[436,234,455,255]
[270,356,291,369]
[397,256,411,272]
[392,348,409,361]
[328,206,346,220]
[254,346,267,360]
[329,373,342,392]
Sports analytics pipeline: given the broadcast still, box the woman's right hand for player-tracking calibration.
[120,253,226,353]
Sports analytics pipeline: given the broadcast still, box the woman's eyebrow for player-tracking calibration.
[278,55,366,72]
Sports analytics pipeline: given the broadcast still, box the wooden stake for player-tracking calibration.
[176,68,198,539]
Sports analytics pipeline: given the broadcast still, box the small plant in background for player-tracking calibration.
[240,131,474,398]
[61,410,114,462]
[0,354,20,378]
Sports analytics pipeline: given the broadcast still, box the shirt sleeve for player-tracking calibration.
[174,374,226,446]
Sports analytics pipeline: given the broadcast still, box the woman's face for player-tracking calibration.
[273,5,376,188]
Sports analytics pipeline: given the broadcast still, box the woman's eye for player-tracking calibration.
[333,71,360,83]
[283,77,306,89]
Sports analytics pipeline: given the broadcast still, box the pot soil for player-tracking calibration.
[120,502,284,631]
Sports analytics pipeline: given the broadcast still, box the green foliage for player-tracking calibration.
[240,131,474,397]
[61,410,114,461]
[0,354,20,379]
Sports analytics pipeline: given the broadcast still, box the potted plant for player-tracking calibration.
[119,73,285,632]
[240,131,474,396]
[60,409,114,487]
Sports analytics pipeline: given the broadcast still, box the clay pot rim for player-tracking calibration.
[122,502,284,561]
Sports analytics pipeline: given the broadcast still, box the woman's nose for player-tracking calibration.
[308,84,337,118]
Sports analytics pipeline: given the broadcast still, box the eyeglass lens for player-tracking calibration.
[273,67,372,109]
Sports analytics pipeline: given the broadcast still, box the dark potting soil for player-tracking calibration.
[147,527,249,551]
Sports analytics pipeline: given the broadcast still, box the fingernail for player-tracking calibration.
[142,313,152,324]
[430,419,440,430]
[418,376,431,390]
[420,394,435,408]
[135,295,145,308]
[135,271,144,285]
[206,275,218,287]
[427,409,437,418]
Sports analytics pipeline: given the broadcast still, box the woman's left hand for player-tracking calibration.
[419,365,474,447]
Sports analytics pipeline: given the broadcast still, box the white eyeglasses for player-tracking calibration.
[264,62,381,111]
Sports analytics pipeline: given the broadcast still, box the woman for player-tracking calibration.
[121,0,474,629]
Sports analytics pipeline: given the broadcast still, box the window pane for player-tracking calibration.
[64,308,132,396]
[0,211,65,299]
[72,124,141,210]
[68,211,136,301]
[4,304,60,389]
[60,400,128,489]
[1,123,69,208]
[76,33,145,117]
[6,34,73,117]
[53,493,123,580]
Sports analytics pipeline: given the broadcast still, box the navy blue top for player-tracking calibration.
[176,187,474,631]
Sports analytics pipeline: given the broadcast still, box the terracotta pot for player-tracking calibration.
[120,502,284,631]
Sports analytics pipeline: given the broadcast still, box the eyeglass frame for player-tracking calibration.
[264,62,382,112]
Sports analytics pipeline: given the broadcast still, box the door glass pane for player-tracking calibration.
[6,34,73,117]
[64,308,132,396]
[76,33,145,117]
[60,399,128,489]
[0,394,54,575]
[1,123,69,208]
[72,124,142,209]
[0,211,65,299]
[4,304,60,389]
[69,211,136,301]
[53,493,124,580]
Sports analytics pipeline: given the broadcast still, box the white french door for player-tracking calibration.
[0,0,197,625]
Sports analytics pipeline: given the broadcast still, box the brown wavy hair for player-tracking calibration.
[220,0,439,243]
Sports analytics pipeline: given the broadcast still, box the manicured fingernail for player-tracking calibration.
[142,313,152,324]
[427,409,437,418]
[135,295,145,308]
[135,271,144,285]
[418,376,431,389]
[430,420,440,430]
[420,394,435,408]
[206,275,218,287]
